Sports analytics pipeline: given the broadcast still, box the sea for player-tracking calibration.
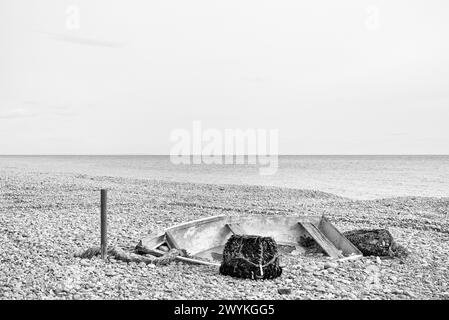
[0,155,448,200]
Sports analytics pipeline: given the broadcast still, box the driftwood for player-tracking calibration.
[135,241,221,266]
[75,246,186,265]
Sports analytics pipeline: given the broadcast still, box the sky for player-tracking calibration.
[0,0,448,155]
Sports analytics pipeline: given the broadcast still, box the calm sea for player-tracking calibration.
[1,155,448,200]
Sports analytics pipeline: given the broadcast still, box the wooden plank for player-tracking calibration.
[134,245,221,266]
[165,230,181,250]
[166,215,226,232]
[298,222,344,259]
[318,216,363,257]
[226,223,246,235]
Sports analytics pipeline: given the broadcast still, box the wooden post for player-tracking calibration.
[100,189,108,259]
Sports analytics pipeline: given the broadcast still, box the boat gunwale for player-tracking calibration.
[142,215,323,239]
[165,215,227,232]
[140,214,323,250]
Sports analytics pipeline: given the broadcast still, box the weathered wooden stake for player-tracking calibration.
[100,189,108,259]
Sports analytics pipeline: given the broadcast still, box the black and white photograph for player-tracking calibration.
[1,0,448,308]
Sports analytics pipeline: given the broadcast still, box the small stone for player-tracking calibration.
[404,291,416,298]
[302,285,313,291]
[303,267,315,273]
[278,288,291,295]
[316,286,326,292]
[158,245,169,252]
[80,259,90,266]
[291,247,306,256]
[324,262,338,269]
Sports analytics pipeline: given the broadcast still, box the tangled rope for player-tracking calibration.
[75,246,186,265]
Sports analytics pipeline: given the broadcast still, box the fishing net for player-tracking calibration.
[219,235,282,280]
[343,229,409,258]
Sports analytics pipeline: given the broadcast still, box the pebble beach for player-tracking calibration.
[1,167,449,300]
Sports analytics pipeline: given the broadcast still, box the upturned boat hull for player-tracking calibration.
[137,215,362,266]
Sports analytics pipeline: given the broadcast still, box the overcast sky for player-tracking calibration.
[0,0,448,154]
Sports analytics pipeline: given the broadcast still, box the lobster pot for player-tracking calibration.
[343,229,408,257]
[219,235,282,280]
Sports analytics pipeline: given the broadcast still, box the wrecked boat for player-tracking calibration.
[136,215,363,266]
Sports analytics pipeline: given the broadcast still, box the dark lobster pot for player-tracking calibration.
[343,229,408,258]
[219,235,282,280]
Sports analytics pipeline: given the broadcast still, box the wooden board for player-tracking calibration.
[226,223,246,235]
[298,222,344,259]
[165,230,181,250]
[318,216,363,257]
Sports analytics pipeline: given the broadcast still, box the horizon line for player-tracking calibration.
[0,154,448,157]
